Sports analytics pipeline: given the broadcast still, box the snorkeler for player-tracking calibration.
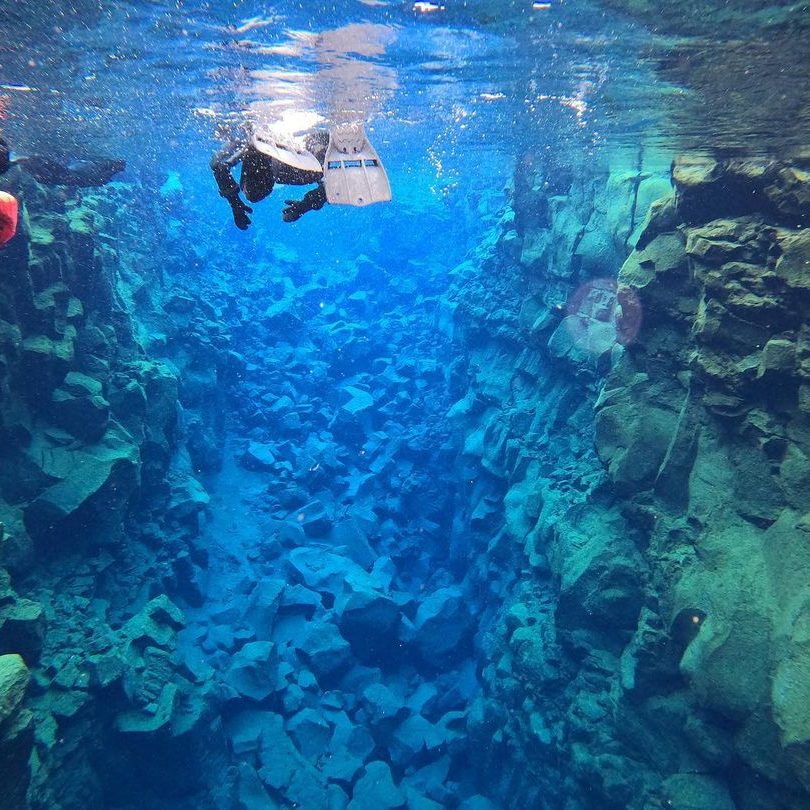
[211,123,392,230]
[0,135,125,187]
[0,135,125,246]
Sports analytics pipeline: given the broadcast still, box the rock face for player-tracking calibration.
[598,157,810,804]
[0,177,223,808]
[450,155,810,810]
[0,653,32,810]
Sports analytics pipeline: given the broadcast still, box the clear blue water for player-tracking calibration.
[2,1,810,809]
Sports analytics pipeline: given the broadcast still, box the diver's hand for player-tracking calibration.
[228,194,253,230]
[282,199,304,223]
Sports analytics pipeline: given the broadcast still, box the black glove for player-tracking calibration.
[282,199,305,223]
[228,194,253,230]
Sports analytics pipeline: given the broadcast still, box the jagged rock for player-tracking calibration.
[404,756,452,804]
[340,385,374,416]
[331,714,376,762]
[294,499,333,537]
[403,788,444,810]
[258,715,302,788]
[389,715,445,765]
[288,547,353,596]
[273,582,317,620]
[226,710,268,757]
[258,712,337,808]
[509,620,562,687]
[295,622,352,682]
[224,641,282,702]
[548,314,616,366]
[116,681,179,734]
[335,574,401,663]
[85,652,124,688]
[775,228,810,292]
[594,373,686,494]
[348,761,406,810]
[659,773,735,810]
[618,232,690,320]
[673,157,757,224]
[0,597,44,660]
[619,608,684,698]
[51,384,110,442]
[286,707,332,759]
[0,653,29,724]
[166,473,210,522]
[329,518,377,568]
[321,749,364,786]
[551,504,646,635]
[243,578,286,640]
[409,587,473,666]
[241,441,277,472]
[22,422,139,543]
[236,762,279,809]
[122,594,184,650]
[763,165,810,224]
[362,682,408,729]
[757,337,796,378]
[0,654,32,810]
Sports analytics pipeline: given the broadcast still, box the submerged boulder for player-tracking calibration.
[22,422,139,545]
[0,653,29,725]
[348,761,406,810]
[408,587,473,667]
[224,641,283,702]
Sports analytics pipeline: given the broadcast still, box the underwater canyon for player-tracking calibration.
[2,1,810,808]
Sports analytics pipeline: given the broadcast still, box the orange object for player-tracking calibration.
[0,190,18,245]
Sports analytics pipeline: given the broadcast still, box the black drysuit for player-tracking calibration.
[210,130,329,228]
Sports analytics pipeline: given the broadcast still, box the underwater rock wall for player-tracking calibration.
[458,156,810,809]
[0,172,221,809]
[599,158,810,809]
[445,157,664,808]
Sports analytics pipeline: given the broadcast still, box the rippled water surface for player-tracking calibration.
[2,0,809,182]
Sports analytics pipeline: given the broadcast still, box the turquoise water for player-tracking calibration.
[2,2,810,809]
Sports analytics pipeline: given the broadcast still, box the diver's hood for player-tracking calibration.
[251,131,323,174]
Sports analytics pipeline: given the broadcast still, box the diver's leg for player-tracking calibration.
[240,153,275,202]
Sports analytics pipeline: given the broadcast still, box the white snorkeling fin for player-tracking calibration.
[323,124,392,207]
[251,130,323,183]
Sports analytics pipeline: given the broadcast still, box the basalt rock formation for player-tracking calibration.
[456,155,810,809]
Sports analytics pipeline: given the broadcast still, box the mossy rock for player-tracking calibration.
[28,223,55,246]
[22,423,139,542]
[21,334,75,366]
[0,653,29,724]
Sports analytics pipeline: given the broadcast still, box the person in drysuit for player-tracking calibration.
[211,123,392,229]
[0,136,125,187]
[0,135,125,246]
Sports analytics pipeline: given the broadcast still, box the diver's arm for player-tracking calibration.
[211,140,253,229]
[210,140,246,199]
[282,184,327,223]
